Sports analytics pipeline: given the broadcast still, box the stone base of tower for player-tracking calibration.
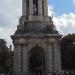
[11,34,62,75]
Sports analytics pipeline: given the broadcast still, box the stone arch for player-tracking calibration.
[28,46,45,75]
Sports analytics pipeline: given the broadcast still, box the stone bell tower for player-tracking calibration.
[11,0,62,75]
[22,0,48,22]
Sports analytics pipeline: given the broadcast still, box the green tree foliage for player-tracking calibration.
[0,39,10,74]
[60,34,75,70]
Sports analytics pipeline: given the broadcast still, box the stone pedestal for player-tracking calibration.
[11,34,62,75]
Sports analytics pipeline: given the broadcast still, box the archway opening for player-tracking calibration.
[29,46,45,75]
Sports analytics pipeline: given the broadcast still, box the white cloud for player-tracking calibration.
[73,0,75,5]
[53,13,75,27]
[0,25,17,48]
[53,13,75,34]
[48,5,75,34]
[48,5,54,16]
[0,0,21,47]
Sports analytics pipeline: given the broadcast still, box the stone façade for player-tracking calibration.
[11,0,62,75]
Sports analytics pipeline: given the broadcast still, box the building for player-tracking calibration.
[11,0,62,75]
[60,36,75,74]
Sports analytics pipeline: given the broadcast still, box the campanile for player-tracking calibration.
[11,0,62,75]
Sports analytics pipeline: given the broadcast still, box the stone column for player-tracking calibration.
[29,0,33,15]
[22,0,26,16]
[44,0,48,16]
[23,44,28,75]
[13,44,21,75]
[47,44,52,75]
[38,0,42,15]
[20,44,24,75]
[54,43,61,73]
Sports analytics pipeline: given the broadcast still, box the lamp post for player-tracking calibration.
[10,45,12,75]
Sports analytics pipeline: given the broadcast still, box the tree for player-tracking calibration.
[60,34,75,71]
[0,39,10,74]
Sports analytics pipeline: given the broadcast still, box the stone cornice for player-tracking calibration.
[11,34,62,40]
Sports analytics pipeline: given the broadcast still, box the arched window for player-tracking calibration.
[33,0,38,15]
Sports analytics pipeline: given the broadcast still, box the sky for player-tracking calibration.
[0,0,75,47]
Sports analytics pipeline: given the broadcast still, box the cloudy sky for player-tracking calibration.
[0,0,75,47]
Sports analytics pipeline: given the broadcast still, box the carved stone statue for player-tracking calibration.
[33,0,38,15]
[33,4,37,15]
